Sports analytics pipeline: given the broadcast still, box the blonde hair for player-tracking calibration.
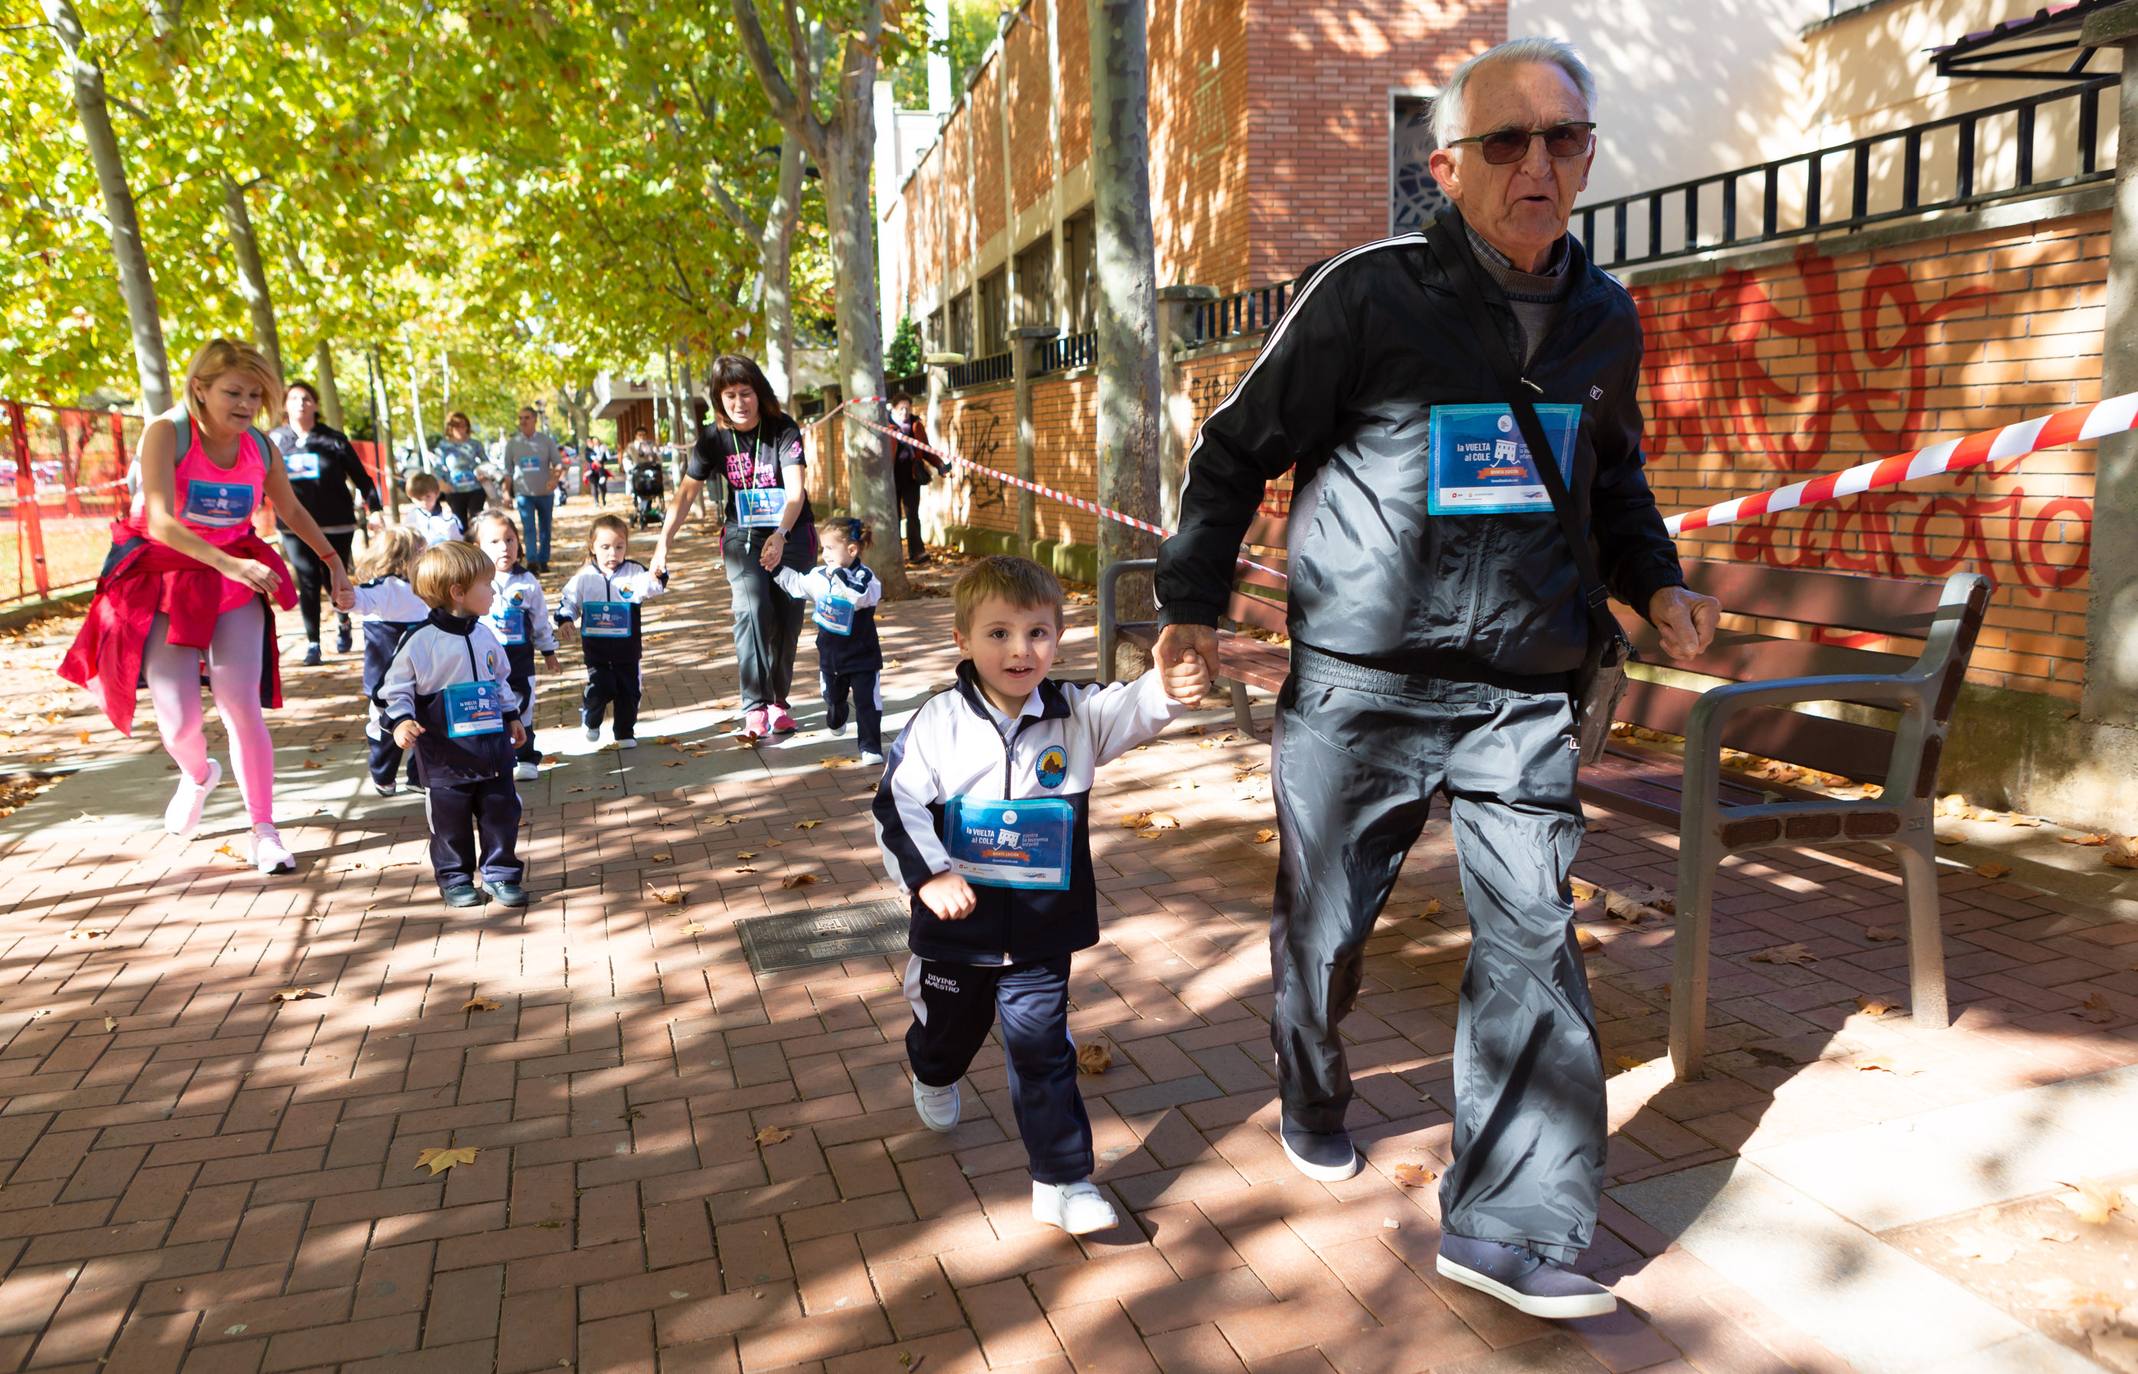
[182,338,281,434]
[353,526,425,584]
[413,541,495,609]
[953,556,1063,635]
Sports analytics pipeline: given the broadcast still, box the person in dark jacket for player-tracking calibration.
[884,393,947,562]
[269,380,381,664]
[1154,37,1718,1321]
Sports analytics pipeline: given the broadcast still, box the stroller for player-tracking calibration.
[631,461,665,528]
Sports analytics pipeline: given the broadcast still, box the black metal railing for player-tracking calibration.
[1037,331,1096,374]
[1192,278,1297,344]
[946,350,1014,389]
[1578,76,2115,269]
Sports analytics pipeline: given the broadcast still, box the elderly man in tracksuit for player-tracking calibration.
[1154,37,1718,1319]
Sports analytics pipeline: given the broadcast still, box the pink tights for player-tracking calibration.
[143,602,277,826]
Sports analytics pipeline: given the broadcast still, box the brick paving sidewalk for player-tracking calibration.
[2,501,2135,1373]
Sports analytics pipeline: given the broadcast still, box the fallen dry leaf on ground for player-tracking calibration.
[650,888,684,905]
[1140,813,1180,832]
[1252,828,1276,844]
[1752,943,1818,966]
[102,1015,117,1032]
[75,729,90,745]
[682,921,708,936]
[300,759,323,770]
[2077,992,2116,1025]
[67,927,109,941]
[2055,1180,2126,1225]
[1611,1054,1648,1072]
[1121,811,1151,829]
[1973,861,2014,879]
[272,988,319,1003]
[413,1146,480,1174]
[650,852,672,862]
[1076,1042,1113,1075]
[1574,928,1602,953]
[1864,925,1900,943]
[1856,996,1899,1017]
[2060,832,2111,846]
[1854,1055,1898,1073]
[2106,837,2138,871]
[1392,1163,1436,1188]
[461,997,501,1013]
[796,820,822,830]
[753,1125,792,1147]
[213,841,247,863]
[780,873,817,889]
[736,851,757,861]
[1937,793,1983,820]
[1423,898,1443,917]
[1954,1232,2018,1264]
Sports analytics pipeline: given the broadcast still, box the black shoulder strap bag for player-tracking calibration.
[1425,218,1630,766]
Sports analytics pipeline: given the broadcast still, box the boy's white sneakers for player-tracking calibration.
[1033,1180,1116,1236]
[164,758,221,836]
[251,825,296,875]
[514,762,540,781]
[913,1079,960,1131]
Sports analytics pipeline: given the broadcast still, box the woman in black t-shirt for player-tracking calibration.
[268,380,381,665]
[651,354,816,738]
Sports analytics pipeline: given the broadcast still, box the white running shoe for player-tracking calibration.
[860,751,885,766]
[1033,1180,1117,1236]
[617,738,639,750]
[164,758,221,837]
[583,725,600,742]
[913,1079,960,1132]
[252,826,296,875]
[514,762,539,781]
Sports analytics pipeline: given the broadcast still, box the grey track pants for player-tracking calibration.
[1270,648,1604,1263]
[723,534,806,711]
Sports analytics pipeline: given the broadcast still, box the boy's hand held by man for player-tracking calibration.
[919,870,977,921]
[1162,657,1212,704]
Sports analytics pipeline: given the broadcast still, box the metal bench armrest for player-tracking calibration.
[1097,559,1158,684]
[1679,672,1930,814]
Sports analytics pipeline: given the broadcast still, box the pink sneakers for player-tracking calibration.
[767,705,798,735]
[734,706,769,739]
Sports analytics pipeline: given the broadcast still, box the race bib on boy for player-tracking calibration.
[583,600,632,638]
[946,797,1074,891]
[183,479,255,528]
[443,679,505,738]
[282,448,320,481]
[1426,403,1582,516]
[486,605,526,646]
[814,593,855,636]
[736,487,785,529]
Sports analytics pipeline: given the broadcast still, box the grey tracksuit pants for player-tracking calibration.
[1271,647,1604,1263]
[723,533,806,711]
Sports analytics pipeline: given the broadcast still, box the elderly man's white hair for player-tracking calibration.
[1431,36,1597,147]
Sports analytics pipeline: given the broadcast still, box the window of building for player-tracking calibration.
[1063,208,1097,334]
[1391,95,1447,234]
[926,307,945,355]
[976,266,1008,357]
[948,291,973,358]
[1015,236,1054,329]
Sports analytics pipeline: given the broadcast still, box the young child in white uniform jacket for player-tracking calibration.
[553,514,668,747]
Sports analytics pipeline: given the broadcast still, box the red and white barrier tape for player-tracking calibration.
[1665,391,2138,535]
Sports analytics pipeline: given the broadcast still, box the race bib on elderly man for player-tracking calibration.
[1426,403,1581,516]
[946,797,1074,891]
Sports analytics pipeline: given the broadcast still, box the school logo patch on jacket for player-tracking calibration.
[1036,746,1068,789]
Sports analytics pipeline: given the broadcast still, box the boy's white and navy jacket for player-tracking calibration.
[377,610,522,786]
[554,560,666,663]
[352,576,430,695]
[872,663,1187,964]
[408,506,463,547]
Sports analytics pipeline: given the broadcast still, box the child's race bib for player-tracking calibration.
[814,593,855,636]
[946,797,1075,891]
[1426,403,1582,516]
[183,479,255,528]
[282,448,320,481]
[443,679,505,738]
[486,605,527,646]
[583,601,632,638]
[736,487,785,529]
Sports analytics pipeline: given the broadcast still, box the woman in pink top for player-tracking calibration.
[62,339,355,874]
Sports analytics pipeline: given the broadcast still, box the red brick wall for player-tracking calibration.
[1243,0,1504,288]
[1631,213,2104,700]
[971,63,1007,250]
[1008,1,1054,220]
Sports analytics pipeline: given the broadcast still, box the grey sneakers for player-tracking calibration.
[1435,1233,1615,1319]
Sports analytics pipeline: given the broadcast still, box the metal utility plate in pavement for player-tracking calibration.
[736,899,910,973]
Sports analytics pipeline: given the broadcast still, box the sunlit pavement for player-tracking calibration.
[0,498,2133,1373]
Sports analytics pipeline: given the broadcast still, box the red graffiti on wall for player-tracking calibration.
[1636,243,2091,600]
[1637,244,1989,473]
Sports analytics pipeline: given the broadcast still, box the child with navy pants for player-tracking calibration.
[554,515,667,747]
[380,541,528,909]
[773,518,885,763]
[351,526,429,794]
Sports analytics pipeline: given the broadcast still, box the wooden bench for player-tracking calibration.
[1097,513,1292,736]
[1587,560,1989,1078]
[1100,543,1991,1082]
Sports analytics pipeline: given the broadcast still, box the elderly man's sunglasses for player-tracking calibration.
[1447,121,1596,165]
